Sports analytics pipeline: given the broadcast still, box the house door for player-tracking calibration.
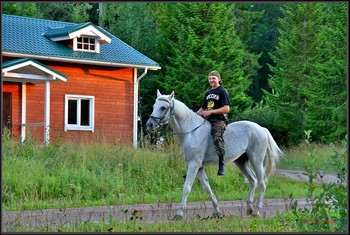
[2,92,12,131]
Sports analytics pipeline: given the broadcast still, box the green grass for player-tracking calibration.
[2,133,320,212]
[2,131,347,232]
[277,141,344,173]
[6,215,300,232]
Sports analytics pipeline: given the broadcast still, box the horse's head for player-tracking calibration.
[146,90,174,131]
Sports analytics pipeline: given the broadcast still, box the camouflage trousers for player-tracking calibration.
[209,119,227,158]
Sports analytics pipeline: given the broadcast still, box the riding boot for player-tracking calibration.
[218,155,226,176]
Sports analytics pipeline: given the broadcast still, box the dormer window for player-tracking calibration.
[44,22,112,54]
[74,37,99,53]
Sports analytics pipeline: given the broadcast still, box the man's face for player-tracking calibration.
[208,76,220,88]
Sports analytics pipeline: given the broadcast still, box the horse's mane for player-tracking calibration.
[157,94,205,122]
[173,98,204,122]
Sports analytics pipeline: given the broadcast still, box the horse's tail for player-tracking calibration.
[264,128,284,179]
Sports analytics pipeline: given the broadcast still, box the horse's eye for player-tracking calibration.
[160,106,166,111]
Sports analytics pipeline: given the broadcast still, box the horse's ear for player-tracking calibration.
[157,89,162,97]
[169,91,175,100]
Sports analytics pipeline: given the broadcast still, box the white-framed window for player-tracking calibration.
[73,36,100,53]
[64,94,95,132]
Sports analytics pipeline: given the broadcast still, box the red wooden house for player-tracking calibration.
[1,14,161,147]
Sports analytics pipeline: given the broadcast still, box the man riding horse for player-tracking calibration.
[197,70,231,176]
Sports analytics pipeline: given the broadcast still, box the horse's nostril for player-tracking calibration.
[146,120,155,129]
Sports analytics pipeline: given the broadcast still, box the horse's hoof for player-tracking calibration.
[212,211,223,218]
[247,208,253,215]
[172,214,183,220]
[251,211,260,217]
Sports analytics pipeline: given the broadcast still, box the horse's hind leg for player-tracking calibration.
[250,155,267,217]
[234,154,257,216]
[197,168,222,218]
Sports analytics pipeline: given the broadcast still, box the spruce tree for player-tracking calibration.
[153,3,258,115]
[2,3,43,18]
[234,3,266,102]
[248,3,283,102]
[99,3,157,57]
[303,3,347,142]
[36,3,92,23]
[266,3,324,142]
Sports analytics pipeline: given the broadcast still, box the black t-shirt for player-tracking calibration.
[201,86,231,121]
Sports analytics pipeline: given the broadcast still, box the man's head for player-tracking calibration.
[208,70,222,88]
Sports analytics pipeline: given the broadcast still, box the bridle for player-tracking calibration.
[148,97,207,135]
[148,97,174,126]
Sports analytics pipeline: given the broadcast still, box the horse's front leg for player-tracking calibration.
[197,168,222,218]
[173,161,201,220]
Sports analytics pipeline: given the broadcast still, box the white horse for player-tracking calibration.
[146,90,284,219]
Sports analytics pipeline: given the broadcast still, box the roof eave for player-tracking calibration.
[3,52,161,71]
[69,25,112,43]
[45,35,71,41]
[2,58,68,82]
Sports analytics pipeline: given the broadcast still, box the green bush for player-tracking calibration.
[235,101,289,146]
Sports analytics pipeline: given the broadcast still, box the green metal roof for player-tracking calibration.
[2,58,68,83]
[43,22,111,42]
[2,14,160,69]
[2,58,68,79]
[43,23,90,39]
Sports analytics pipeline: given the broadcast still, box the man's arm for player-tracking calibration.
[198,105,230,118]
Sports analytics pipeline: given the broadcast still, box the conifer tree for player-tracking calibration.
[152,3,258,115]
[2,3,43,18]
[99,3,157,57]
[303,3,347,141]
[247,3,283,102]
[36,3,92,23]
[266,3,324,142]
[234,3,266,102]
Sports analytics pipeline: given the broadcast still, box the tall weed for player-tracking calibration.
[2,133,187,210]
[278,131,347,232]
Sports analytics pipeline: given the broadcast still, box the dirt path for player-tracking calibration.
[2,169,338,231]
[2,198,310,231]
[274,169,339,184]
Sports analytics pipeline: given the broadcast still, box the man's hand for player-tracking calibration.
[197,105,229,117]
[196,108,208,117]
[196,109,204,116]
[200,110,211,118]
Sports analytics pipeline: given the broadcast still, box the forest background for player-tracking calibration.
[2,2,347,146]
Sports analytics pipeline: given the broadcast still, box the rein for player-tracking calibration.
[149,97,207,135]
[171,118,207,135]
